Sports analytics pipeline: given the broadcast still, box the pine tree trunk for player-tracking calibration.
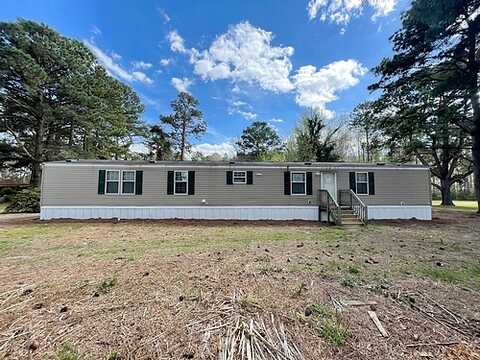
[466,24,480,214]
[472,129,480,213]
[440,178,454,206]
[30,113,45,186]
[30,161,42,186]
[180,121,186,161]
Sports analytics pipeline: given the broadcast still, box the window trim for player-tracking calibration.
[291,171,306,196]
[121,170,136,195]
[232,170,247,184]
[355,172,369,195]
[174,170,189,195]
[105,170,120,195]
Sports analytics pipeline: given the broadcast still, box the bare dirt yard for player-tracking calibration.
[0,209,479,359]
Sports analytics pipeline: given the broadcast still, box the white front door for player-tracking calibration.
[321,172,337,201]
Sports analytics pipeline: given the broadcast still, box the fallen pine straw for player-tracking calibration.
[218,315,303,360]
[391,290,480,338]
[444,343,480,360]
[181,291,304,359]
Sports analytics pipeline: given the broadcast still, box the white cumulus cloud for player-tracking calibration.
[307,0,397,24]
[269,118,284,123]
[227,99,258,120]
[292,59,367,116]
[132,71,154,85]
[171,77,193,92]
[167,23,367,115]
[132,61,153,70]
[160,58,172,66]
[130,143,149,154]
[167,30,188,54]
[236,110,257,120]
[191,22,295,93]
[85,41,153,85]
[192,142,236,157]
[157,7,171,23]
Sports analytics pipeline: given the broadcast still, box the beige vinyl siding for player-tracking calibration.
[41,165,320,206]
[336,169,431,206]
[41,164,431,207]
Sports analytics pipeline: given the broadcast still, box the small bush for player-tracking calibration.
[107,352,121,360]
[309,303,333,317]
[317,315,349,346]
[55,342,81,360]
[96,276,118,295]
[0,187,18,202]
[348,265,361,274]
[341,275,357,288]
[5,187,40,213]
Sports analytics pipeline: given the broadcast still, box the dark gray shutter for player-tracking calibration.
[247,171,253,185]
[368,172,375,195]
[135,170,143,195]
[167,171,174,195]
[349,172,356,193]
[306,172,313,195]
[188,171,195,195]
[284,171,291,195]
[98,170,106,195]
[226,171,233,185]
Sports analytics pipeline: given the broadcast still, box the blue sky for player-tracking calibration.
[1,0,409,156]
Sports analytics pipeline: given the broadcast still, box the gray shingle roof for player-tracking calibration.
[44,159,428,169]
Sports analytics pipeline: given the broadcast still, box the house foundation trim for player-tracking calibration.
[40,206,320,221]
[367,206,432,220]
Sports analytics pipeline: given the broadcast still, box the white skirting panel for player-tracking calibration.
[40,206,319,221]
[367,206,432,220]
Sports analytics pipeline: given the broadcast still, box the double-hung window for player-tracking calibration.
[233,171,246,184]
[291,172,306,195]
[122,170,136,194]
[356,172,369,195]
[105,170,120,194]
[174,171,188,195]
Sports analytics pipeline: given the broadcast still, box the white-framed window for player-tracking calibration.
[105,170,120,194]
[356,172,369,195]
[291,172,306,195]
[233,171,247,184]
[174,170,188,195]
[121,170,136,195]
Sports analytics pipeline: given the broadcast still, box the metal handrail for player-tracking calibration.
[318,189,341,225]
[349,189,368,225]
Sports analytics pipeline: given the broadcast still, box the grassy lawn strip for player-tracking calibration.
[432,200,478,211]
[0,202,9,213]
[0,222,345,261]
[420,264,480,288]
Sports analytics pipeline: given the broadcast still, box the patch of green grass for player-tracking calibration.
[348,264,361,274]
[309,303,333,317]
[432,200,478,211]
[293,282,308,297]
[54,342,81,360]
[254,255,271,263]
[316,315,349,346]
[258,265,283,275]
[340,275,358,288]
[107,353,121,360]
[0,224,84,257]
[420,264,480,288]
[96,276,118,295]
[1,223,346,264]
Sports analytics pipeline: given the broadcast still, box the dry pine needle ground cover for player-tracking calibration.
[0,209,479,359]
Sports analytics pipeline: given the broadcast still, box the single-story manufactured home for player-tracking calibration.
[40,160,432,223]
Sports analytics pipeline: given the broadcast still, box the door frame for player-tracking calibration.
[320,172,337,201]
